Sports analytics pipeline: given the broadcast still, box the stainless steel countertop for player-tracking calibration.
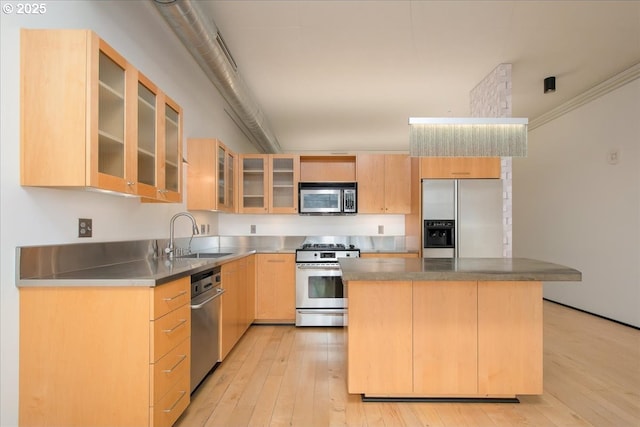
[17,250,257,287]
[339,257,582,282]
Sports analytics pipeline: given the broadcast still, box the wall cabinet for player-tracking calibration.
[420,157,501,179]
[239,155,299,214]
[348,280,542,397]
[300,155,356,182]
[357,154,411,213]
[255,253,296,322]
[21,29,182,202]
[19,277,191,427]
[187,138,236,212]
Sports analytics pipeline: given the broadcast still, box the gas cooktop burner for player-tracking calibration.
[300,243,347,250]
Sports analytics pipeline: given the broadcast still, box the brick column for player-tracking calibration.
[469,64,513,257]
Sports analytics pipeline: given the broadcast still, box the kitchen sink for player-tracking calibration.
[179,252,233,259]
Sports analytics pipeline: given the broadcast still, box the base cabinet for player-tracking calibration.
[220,257,253,360]
[255,253,295,323]
[347,280,543,397]
[19,278,191,427]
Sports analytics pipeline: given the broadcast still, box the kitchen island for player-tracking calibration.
[339,257,581,401]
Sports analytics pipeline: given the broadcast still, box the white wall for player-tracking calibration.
[0,2,257,424]
[219,213,406,236]
[513,77,640,327]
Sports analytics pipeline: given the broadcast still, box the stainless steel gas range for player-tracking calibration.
[295,243,360,327]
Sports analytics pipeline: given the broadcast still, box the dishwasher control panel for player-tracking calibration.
[191,267,221,298]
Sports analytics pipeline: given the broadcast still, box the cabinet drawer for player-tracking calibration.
[151,304,190,362]
[151,337,190,404]
[152,277,190,320]
[150,374,190,427]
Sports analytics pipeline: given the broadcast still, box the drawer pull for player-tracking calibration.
[162,319,187,334]
[451,172,471,175]
[267,259,286,263]
[162,354,187,374]
[163,290,187,302]
[163,390,187,413]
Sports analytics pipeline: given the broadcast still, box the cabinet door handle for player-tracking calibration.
[163,390,187,413]
[163,290,187,302]
[126,181,135,186]
[267,259,286,263]
[162,319,187,334]
[162,354,187,374]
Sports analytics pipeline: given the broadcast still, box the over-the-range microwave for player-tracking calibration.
[298,182,357,215]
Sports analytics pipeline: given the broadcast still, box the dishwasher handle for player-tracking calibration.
[190,288,225,310]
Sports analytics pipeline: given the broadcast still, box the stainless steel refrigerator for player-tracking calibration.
[422,179,503,258]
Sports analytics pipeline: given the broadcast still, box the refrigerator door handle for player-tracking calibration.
[454,180,459,258]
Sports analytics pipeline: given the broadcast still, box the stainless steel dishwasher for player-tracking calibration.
[190,267,224,393]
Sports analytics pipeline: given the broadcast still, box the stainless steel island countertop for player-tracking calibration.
[339,257,582,282]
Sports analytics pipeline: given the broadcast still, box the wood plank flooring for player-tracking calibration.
[176,301,640,427]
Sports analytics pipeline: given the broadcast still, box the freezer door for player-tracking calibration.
[422,179,455,220]
[458,180,503,257]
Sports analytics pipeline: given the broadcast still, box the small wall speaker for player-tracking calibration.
[544,76,556,93]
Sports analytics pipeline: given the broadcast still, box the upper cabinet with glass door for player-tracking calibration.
[21,29,182,202]
[270,155,299,214]
[239,154,299,214]
[153,95,182,203]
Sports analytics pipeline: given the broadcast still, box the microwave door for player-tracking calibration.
[301,189,342,213]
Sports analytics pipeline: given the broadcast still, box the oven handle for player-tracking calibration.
[296,265,341,270]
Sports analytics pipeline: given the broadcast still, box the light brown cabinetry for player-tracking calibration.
[357,154,411,213]
[19,277,191,427]
[420,157,501,179]
[255,253,296,323]
[300,155,357,182]
[239,155,299,213]
[220,256,254,359]
[21,29,182,202]
[187,138,236,212]
[347,279,543,398]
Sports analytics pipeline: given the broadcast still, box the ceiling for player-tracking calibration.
[197,1,640,154]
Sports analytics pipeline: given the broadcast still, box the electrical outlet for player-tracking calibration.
[201,224,206,234]
[250,224,256,234]
[78,218,92,238]
[607,148,620,165]
[207,224,210,233]
[378,225,384,235]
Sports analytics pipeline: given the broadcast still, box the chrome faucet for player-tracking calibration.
[166,212,200,259]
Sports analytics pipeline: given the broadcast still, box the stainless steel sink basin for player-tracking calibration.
[179,252,233,259]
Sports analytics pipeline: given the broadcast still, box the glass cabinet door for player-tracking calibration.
[270,155,299,213]
[97,51,126,180]
[241,155,268,213]
[217,144,226,207]
[137,80,156,189]
[163,101,181,201]
[226,150,236,211]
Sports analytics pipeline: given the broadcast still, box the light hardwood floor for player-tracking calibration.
[176,301,640,427]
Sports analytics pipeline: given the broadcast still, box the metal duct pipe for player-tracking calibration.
[152,0,281,153]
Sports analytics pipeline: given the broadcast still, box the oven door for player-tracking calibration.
[295,263,345,309]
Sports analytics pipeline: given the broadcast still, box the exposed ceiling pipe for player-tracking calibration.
[151,0,281,153]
